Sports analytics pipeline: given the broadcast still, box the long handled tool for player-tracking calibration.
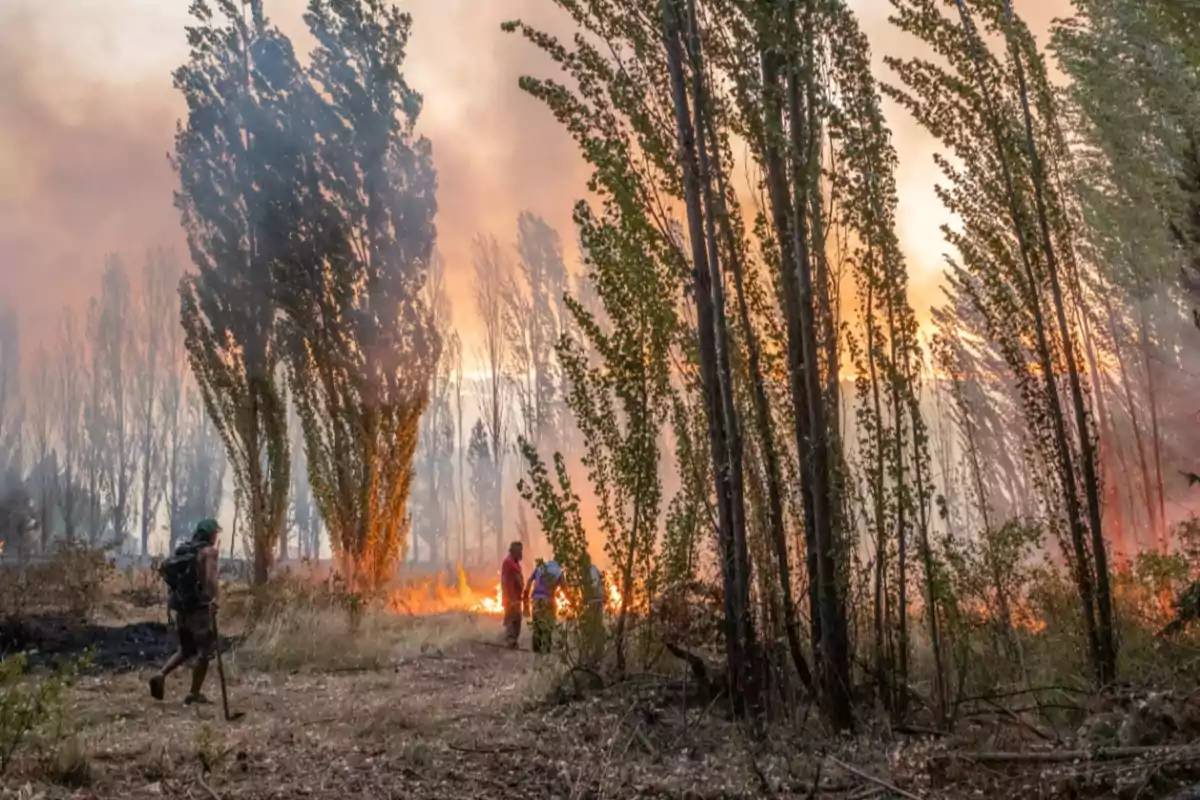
[212,613,244,722]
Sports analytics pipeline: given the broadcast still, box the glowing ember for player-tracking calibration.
[608,582,622,610]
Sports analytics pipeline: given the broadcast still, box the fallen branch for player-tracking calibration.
[892,724,947,738]
[663,641,716,697]
[827,755,924,800]
[933,745,1200,764]
[954,685,1090,706]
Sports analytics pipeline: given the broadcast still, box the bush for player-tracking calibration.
[0,652,86,777]
[0,540,117,620]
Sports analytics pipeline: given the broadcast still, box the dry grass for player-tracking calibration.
[232,600,490,674]
[234,605,400,673]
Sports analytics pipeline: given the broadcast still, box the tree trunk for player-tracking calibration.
[684,0,760,711]
[1104,294,1157,550]
[661,0,756,714]
[1001,0,1115,682]
[784,0,852,730]
[691,1,812,696]
[1137,300,1168,552]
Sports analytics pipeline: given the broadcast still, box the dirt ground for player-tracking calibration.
[3,611,820,800]
[7,610,1200,799]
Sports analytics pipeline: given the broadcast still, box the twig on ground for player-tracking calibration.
[845,787,887,800]
[197,771,222,800]
[743,741,776,799]
[827,755,924,800]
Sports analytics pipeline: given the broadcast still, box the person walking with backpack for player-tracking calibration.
[150,518,221,704]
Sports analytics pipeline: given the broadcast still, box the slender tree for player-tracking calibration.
[472,233,512,558]
[173,0,294,584]
[887,0,1116,683]
[0,308,21,480]
[134,249,178,558]
[90,256,138,548]
[284,0,441,590]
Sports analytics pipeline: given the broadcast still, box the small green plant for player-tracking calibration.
[0,652,86,777]
[38,733,92,787]
[195,724,225,774]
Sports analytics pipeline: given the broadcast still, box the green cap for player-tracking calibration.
[194,518,222,543]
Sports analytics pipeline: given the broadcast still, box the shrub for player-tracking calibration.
[0,652,86,777]
[0,540,117,620]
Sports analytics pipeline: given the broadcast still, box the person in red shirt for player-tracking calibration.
[501,541,525,648]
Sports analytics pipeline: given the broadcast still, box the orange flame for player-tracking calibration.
[467,577,624,616]
[470,583,504,615]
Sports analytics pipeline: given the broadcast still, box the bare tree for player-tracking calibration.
[55,308,87,543]
[413,252,459,564]
[0,307,22,477]
[473,233,512,559]
[133,249,178,558]
[29,343,56,551]
[90,256,137,547]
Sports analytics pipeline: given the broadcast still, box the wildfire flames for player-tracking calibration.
[468,580,623,616]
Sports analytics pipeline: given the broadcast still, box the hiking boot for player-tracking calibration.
[149,675,165,701]
[184,693,212,706]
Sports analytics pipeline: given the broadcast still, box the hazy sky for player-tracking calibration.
[0,0,1069,366]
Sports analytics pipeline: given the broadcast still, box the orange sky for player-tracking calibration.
[0,0,1070,365]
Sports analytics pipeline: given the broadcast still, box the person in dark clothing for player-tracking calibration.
[501,541,524,648]
[150,519,221,705]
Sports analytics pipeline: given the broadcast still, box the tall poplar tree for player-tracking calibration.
[887,0,1116,683]
[285,0,441,590]
[173,0,296,584]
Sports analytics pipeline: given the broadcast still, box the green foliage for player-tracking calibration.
[505,7,687,674]
[0,652,88,777]
[888,0,1117,684]
[518,445,590,583]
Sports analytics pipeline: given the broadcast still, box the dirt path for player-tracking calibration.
[5,614,775,799]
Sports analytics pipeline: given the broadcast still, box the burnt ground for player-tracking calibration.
[6,613,1200,799]
[0,614,239,674]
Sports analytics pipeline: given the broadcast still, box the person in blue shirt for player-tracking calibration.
[524,558,562,654]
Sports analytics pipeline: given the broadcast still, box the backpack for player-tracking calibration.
[160,541,203,612]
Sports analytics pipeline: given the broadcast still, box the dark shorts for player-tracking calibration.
[177,608,216,662]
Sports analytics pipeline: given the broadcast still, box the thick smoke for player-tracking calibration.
[0,0,591,357]
[0,0,1071,354]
